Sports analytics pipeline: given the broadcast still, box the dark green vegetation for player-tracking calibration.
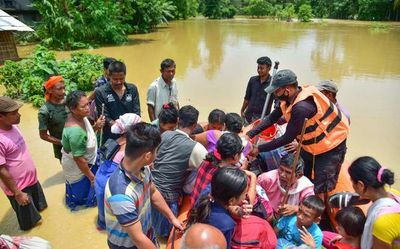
[15,0,400,50]
[0,46,104,107]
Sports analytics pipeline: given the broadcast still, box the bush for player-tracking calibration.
[298,4,313,22]
[275,4,295,22]
[33,0,128,50]
[0,46,104,107]
[244,0,273,17]
[202,0,236,19]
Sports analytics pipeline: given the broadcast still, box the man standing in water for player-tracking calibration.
[95,61,141,143]
[38,75,68,162]
[0,96,48,230]
[241,56,273,124]
[246,70,349,199]
[147,58,179,121]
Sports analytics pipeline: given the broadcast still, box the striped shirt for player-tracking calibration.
[105,165,155,249]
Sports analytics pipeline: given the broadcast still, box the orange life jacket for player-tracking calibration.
[280,85,349,155]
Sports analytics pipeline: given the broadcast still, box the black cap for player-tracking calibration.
[265,69,297,94]
[256,56,272,66]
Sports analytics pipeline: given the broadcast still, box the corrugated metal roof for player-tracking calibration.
[0,9,34,32]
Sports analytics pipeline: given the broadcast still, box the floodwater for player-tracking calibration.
[1,18,400,248]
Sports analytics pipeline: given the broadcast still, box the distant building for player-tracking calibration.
[0,0,40,26]
[0,9,34,64]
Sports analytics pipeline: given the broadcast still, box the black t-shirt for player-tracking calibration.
[95,83,141,141]
[244,75,273,121]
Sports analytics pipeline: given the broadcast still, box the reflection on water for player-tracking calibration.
[1,18,400,248]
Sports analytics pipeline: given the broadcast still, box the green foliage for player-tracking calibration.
[171,0,199,19]
[129,0,177,33]
[358,0,390,20]
[202,0,237,19]
[33,0,128,50]
[275,3,296,21]
[298,4,313,22]
[0,46,104,107]
[369,21,390,32]
[240,0,400,21]
[244,0,273,17]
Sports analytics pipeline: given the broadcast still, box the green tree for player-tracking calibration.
[244,0,273,17]
[276,3,295,21]
[358,0,391,20]
[202,0,236,19]
[33,0,128,50]
[128,0,176,33]
[298,3,313,21]
[171,0,198,19]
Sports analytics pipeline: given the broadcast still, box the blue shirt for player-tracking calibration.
[276,215,322,249]
[105,165,155,249]
[95,75,109,88]
[207,201,235,249]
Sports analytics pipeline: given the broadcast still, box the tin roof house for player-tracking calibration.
[0,9,34,64]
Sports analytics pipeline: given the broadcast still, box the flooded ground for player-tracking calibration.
[1,18,400,248]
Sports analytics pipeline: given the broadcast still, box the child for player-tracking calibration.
[150,102,179,134]
[323,206,366,249]
[104,123,183,249]
[275,195,325,249]
[190,132,256,208]
[187,166,249,248]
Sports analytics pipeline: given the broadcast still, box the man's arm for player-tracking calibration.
[146,85,156,121]
[246,106,282,139]
[188,143,208,170]
[39,130,61,145]
[123,221,157,249]
[240,99,249,118]
[257,100,316,153]
[150,183,183,231]
[241,79,252,118]
[0,165,30,205]
[147,104,156,122]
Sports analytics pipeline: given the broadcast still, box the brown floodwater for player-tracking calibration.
[1,18,400,248]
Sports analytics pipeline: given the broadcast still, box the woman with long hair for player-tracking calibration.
[348,156,400,249]
[187,166,249,248]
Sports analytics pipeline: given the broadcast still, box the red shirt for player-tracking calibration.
[190,160,218,208]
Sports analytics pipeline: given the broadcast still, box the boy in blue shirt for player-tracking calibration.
[275,195,325,249]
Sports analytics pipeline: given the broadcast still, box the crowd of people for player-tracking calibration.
[0,56,399,249]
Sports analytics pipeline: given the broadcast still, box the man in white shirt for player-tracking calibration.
[147,58,179,121]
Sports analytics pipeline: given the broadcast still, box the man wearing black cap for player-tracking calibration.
[0,96,47,230]
[246,70,349,198]
[240,56,273,124]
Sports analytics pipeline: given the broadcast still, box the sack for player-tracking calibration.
[0,235,52,249]
[231,215,277,249]
[98,138,120,163]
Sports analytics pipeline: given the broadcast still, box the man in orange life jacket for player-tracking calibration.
[246,69,349,197]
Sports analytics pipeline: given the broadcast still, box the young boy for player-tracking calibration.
[0,96,47,230]
[104,123,183,249]
[275,195,325,249]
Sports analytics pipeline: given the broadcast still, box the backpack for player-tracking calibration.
[231,215,277,249]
